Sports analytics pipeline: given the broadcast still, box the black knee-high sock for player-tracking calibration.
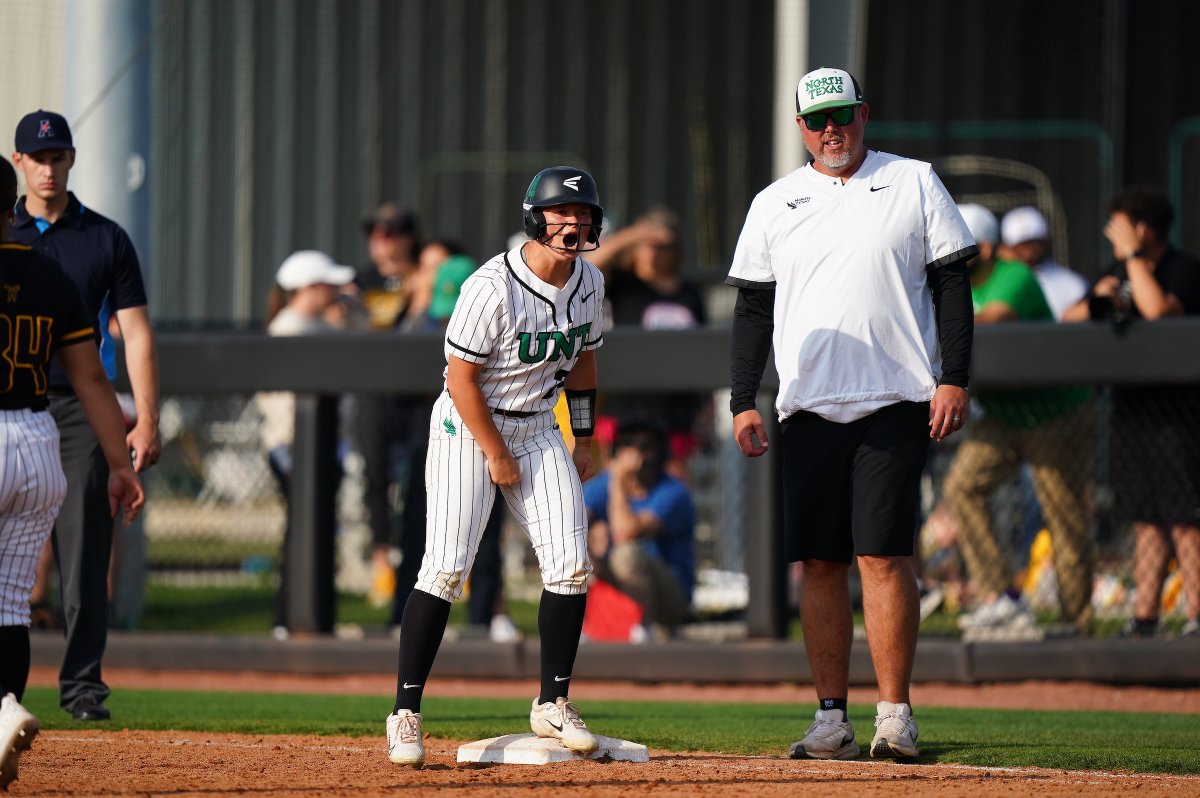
[538,590,587,704]
[0,626,30,700]
[394,590,452,714]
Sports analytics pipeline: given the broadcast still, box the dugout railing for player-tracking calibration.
[126,318,1200,638]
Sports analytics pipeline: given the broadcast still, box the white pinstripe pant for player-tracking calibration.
[0,409,68,626]
[416,392,591,602]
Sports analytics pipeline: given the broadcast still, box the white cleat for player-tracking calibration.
[386,709,425,767]
[870,701,919,759]
[530,697,599,753]
[0,693,39,789]
[788,708,860,760]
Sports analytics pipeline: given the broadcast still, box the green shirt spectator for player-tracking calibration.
[971,259,1091,428]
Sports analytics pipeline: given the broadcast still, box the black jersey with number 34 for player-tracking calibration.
[0,243,95,411]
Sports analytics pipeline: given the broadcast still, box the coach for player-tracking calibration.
[726,68,975,761]
[11,110,161,722]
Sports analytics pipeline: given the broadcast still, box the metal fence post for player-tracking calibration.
[744,392,787,639]
[284,394,338,633]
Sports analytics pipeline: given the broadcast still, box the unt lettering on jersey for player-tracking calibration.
[517,322,592,364]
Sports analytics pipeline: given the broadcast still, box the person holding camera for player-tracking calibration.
[1064,188,1200,638]
[583,417,695,638]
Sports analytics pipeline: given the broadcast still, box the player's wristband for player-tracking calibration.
[565,388,596,438]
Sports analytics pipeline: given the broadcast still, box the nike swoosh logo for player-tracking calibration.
[554,675,571,682]
[403,683,422,690]
[581,290,595,304]
[869,185,890,192]
[547,720,563,731]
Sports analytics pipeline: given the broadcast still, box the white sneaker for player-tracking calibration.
[918,584,945,621]
[788,709,860,760]
[0,693,39,789]
[489,614,520,643]
[956,594,1035,630]
[530,697,598,753]
[870,701,919,759]
[386,709,425,767]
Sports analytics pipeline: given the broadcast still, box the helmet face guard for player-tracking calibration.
[522,166,604,251]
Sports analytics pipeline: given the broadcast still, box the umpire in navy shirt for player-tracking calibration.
[10,109,161,721]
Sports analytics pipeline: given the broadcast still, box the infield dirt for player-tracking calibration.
[16,668,1200,797]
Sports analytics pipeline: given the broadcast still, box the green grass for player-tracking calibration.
[138,583,542,634]
[147,536,276,569]
[19,688,1199,774]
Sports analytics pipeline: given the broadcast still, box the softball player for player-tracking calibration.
[0,158,143,789]
[387,166,606,767]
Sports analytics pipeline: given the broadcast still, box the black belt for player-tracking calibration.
[492,408,537,418]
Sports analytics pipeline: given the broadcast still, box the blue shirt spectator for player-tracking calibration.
[583,469,696,597]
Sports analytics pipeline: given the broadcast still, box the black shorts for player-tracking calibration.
[781,401,930,563]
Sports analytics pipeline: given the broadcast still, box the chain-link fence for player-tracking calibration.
[98,388,744,638]
[45,376,1177,641]
[920,385,1199,640]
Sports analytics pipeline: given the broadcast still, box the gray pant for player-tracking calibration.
[49,393,112,711]
[594,543,690,630]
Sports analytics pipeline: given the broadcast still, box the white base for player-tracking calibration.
[456,733,649,765]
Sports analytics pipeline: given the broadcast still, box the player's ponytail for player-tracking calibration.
[0,159,16,213]
[0,160,17,237]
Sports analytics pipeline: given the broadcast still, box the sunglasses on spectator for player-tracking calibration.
[800,106,856,131]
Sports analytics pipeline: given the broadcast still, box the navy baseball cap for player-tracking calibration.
[14,110,74,154]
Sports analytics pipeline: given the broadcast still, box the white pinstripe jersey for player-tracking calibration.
[444,244,605,414]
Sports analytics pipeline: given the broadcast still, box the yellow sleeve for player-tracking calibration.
[553,392,574,450]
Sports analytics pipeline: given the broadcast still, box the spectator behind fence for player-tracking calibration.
[256,250,355,636]
[942,204,1095,638]
[396,239,466,333]
[999,206,1088,321]
[583,417,695,638]
[11,109,161,724]
[588,207,709,476]
[1063,188,1200,639]
[728,67,975,761]
[352,204,427,611]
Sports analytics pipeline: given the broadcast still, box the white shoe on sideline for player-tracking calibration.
[0,693,39,789]
[530,697,598,753]
[386,709,425,767]
[870,701,919,759]
[956,594,1034,630]
[489,614,520,643]
[918,583,945,621]
[788,709,859,760]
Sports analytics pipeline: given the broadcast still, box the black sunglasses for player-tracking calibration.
[800,106,856,131]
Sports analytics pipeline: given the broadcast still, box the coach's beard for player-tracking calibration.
[815,145,854,171]
[809,133,856,172]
